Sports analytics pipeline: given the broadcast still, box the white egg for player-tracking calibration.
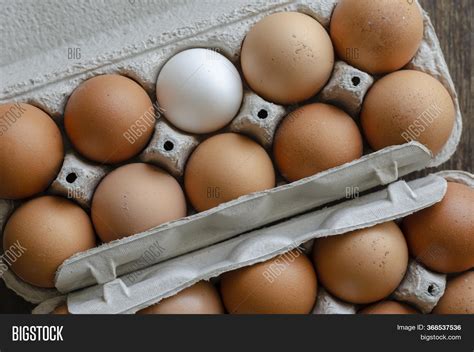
[156,48,243,134]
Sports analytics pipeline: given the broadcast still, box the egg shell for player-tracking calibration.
[137,281,224,314]
[0,103,64,200]
[359,300,419,314]
[156,48,243,134]
[433,271,474,314]
[361,70,455,155]
[241,12,334,104]
[52,304,70,315]
[220,250,318,314]
[91,163,187,243]
[402,182,474,273]
[3,196,96,288]
[313,222,409,304]
[273,103,363,182]
[64,74,155,164]
[184,133,275,212]
[330,0,424,74]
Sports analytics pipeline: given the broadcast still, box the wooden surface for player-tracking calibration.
[0,0,472,314]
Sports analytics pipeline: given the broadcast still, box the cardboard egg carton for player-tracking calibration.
[33,170,473,314]
[0,0,464,305]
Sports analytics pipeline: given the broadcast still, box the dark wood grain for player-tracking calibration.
[417,0,473,173]
[0,0,472,314]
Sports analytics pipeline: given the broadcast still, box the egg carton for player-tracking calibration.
[0,0,463,303]
[2,142,434,302]
[33,170,473,314]
[32,172,451,314]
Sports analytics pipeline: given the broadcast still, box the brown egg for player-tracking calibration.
[0,103,63,199]
[184,133,275,212]
[359,301,419,314]
[402,182,474,274]
[313,222,408,304]
[91,163,186,243]
[433,271,474,314]
[52,304,70,315]
[137,281,224,314]
[330,0,424,74]
[64,74,155,164]
[220,250,317,314]
[361,70,455,155]
[241,12,334,104]
[273,103,363,182]
[3,196,96,288]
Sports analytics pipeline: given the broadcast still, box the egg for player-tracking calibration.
[330,0,424,74]
[313,222,408,304]
[359,301,419,314]
[241,12,334,104]
[220,250,317,314]
[0,103,63,199]
[91,163,186,243]
[184,133,275,212]
[3,196,96,288]
[433,271,474,314]
[52,305,70,315]
[65,74,155,164]
[402,182,474,274]
[361,70,455,155]
[156,48,243,134]
[137,281,224,314]
[273,103,363,182]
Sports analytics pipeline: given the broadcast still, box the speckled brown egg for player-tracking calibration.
[64,74,155,164]
[359,300,419,314]
[137,281,224,314]
[220,250,317,314]
[184,133,275,212]
[0,103,63,199]
[241,12,334,104]
[361,70,455,155]
[330,0,424,74]
[91,163,186,243]
[402,182,474,274]
[3,196,96,288]
[433,271,474,314]
[273,103,363,182]
[313,222,409,304]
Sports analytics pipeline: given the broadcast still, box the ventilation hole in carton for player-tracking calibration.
[257,109,268,119]
[163,140,174,151]
[66,173,77,184]
[351,76,361,86]
[427,284,436,295]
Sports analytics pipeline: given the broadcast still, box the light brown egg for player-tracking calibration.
[433,271,474,314]
[64,74,155,164]
[402,182,474,274]
[359,301,419,314]
[273,103,363,182]
[241,12,334,104]
[220,250,317,314]
[137,281,224,314]
[52,304,70,315]
[313,222,408,304]
[361,70,455,155]
[91,163,186,243]
[184,133,275,212]
[0,103,63,199]
[3,196,96,288]
[330,0,424,74]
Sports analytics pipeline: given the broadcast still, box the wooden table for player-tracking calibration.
[0,0,472,314]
